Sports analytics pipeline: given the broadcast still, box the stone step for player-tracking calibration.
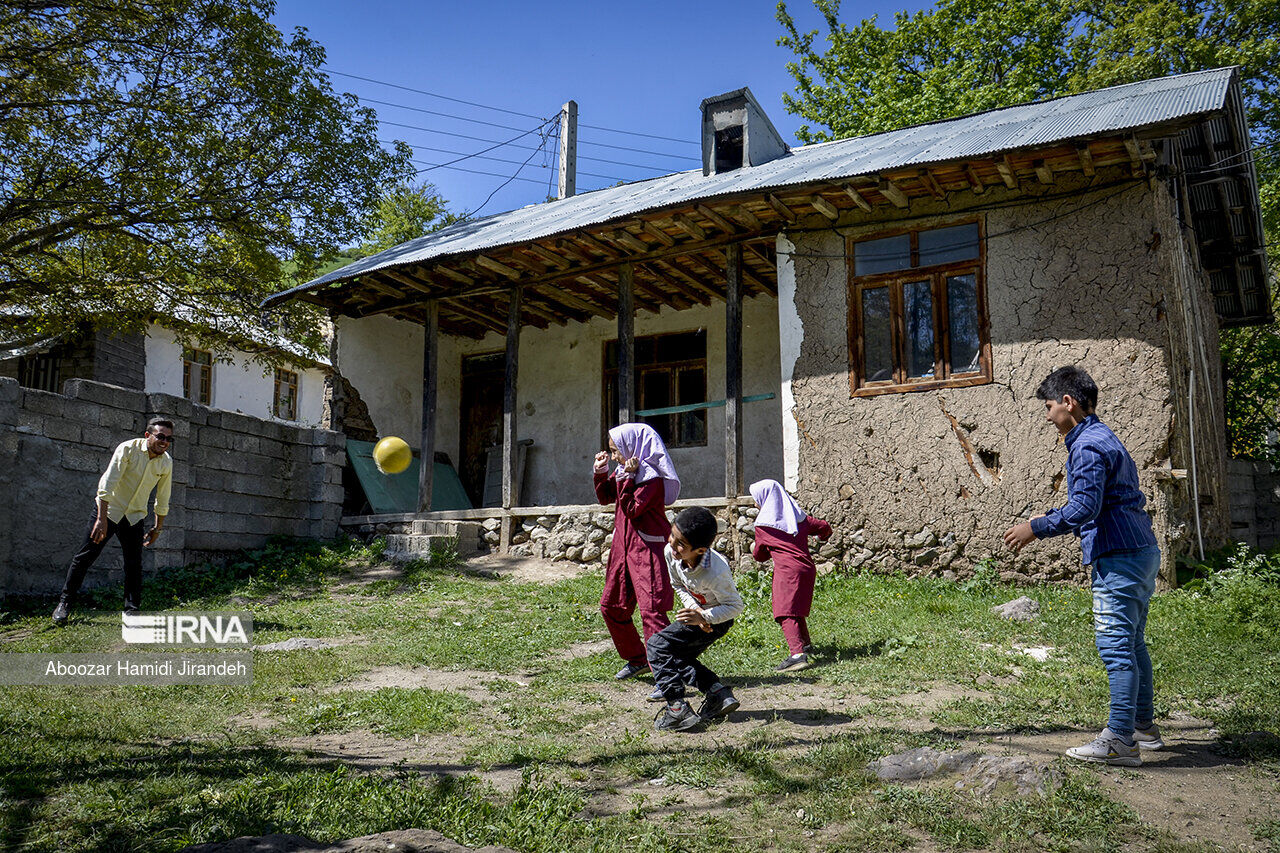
[382,533,449,562]
[409,520,486,556]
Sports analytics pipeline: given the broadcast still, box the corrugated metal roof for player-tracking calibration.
[267,67,1236,306]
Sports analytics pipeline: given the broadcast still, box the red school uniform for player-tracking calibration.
[751,516,833,619]
[594,470,674,664]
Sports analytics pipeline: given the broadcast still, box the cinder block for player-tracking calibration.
[0,377,19,405]
[42,418,82,443]
[80,425,118,448]
[61,445,107,473]
[231,434,260,454]
[97,407,140,432]
[64,379,147,411]
[16,410,43,434]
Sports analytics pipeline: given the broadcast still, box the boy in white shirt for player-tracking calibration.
[647,506,743,732]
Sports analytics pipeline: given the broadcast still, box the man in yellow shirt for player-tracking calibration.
[52,418,175,625]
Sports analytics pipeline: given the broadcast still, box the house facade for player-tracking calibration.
[267,68,1268,585]
[0,317,329,428]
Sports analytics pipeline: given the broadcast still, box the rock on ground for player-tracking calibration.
[868,746,980,781]
[954,755,1064,797]
[254,638,342,652]
[181,829,517,853]
[991,596,1040,621]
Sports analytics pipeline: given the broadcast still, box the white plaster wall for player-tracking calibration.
[335,314,425,443]
[342,297,784,506]
[144,324,326,426]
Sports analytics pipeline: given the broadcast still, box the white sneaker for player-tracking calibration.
[1066,728,1142,767]
[1134,723,1165,750]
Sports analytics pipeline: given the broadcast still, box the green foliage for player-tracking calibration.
[0,0,412,345]
[777,0,1280,457]
[353,182,460,258]
[1179,542,1280,640]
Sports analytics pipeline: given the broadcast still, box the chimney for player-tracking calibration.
[700,87,788,177]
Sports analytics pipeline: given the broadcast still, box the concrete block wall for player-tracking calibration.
[0,376,345,597]
[1228,458,1280,550]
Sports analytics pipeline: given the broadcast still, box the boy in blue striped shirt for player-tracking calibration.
[1004,366,1163,767]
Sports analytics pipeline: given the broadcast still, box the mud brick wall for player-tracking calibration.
[778,174,1229,587]
[0,376,345,597]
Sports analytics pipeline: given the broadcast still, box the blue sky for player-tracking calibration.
[271,1,927,220]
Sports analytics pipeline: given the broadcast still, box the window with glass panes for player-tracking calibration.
[603,330,707,448]
[273,368,298,420]
[182,348,212,405]
[847,220,990,396]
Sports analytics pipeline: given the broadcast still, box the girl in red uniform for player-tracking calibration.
[594,423,681,680]
[749,478,832,672]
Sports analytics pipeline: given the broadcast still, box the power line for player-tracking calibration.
[360,96,544,134]
[324,68,545,120]
[383,137,676,173]
[326,66,702,148]
[466,126,557,219]
[412,115,557,174]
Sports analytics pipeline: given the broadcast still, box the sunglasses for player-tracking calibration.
[150,432,175,445]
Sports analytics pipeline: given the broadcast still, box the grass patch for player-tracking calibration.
[2,538,1277,851]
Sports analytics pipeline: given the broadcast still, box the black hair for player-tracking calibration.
[1035,366,1098,412]
[673,506,718,550]
[147,417,175,432]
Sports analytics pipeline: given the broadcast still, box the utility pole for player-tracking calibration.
[558,100,577,199]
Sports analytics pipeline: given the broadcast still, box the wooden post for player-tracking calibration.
[416,301,438,514]
[326,312,345,432]
[617,263,635,424]
[499,287,522,553]
[725,244,743,499]
[558,100,577,200]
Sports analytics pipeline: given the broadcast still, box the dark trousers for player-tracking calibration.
[60,509,145,612]
[646,619,733,702]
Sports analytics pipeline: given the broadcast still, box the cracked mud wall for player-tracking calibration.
[783,176,1227,586]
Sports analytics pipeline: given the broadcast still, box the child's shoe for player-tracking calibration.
[646,686,665,702]
[776,652,812,672]
[1134,723,1165,750]
[1065,728,1142,767]
[654,700,703,732]
[698,686,740,719]
[614,662,649,681]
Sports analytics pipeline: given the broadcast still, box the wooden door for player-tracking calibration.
[460,352,505,506]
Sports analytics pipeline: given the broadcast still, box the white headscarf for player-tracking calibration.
[750,478,807,535]
[609,422,681,504]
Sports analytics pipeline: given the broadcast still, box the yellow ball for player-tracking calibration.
[372,436,412,475]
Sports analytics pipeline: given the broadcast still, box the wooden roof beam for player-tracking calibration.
[555,237,596,266]
[734,204,764,230]
[996,155,1019,189]
[808,194,840,221]
[428,266,474,287]
[382,269,435,295]
[633,267,695,310]
[841,183,874,212]
[642,260,712,305]
[672,212,708,241]
[520,243,571,271]
[1033,159,1054,185]
[695,203,740,235]
[576,230,623,260]
[876,177,909,208]
[918,168,946,200]
[1076,142,1096,177]
[652,257,722,302]
[440,299,509,335]
[611,229,650,254]
[963,164,986,195]
[1125,138,1148,177]
[474,254,522,280]
[533,283,613,319]
[641,220,677,247]
[766,193,797,222]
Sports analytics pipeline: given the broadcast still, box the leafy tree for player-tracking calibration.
[777,0,1280,458]
[0,0,412,354]
[354,182,459,258]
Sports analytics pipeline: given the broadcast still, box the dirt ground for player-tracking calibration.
[252,555,1278,853]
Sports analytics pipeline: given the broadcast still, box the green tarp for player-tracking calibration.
[346,439,472,514]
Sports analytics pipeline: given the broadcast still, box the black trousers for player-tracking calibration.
[646,618,733,702]
[60,508,145,612]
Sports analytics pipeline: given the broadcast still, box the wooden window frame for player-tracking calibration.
[602,330,709,449]
[273,367,299,421]
[182,347,213,406]
[18,352,61,393]
[847,218,992,397]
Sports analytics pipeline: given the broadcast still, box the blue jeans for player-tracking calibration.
[1091,546,1160,737]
